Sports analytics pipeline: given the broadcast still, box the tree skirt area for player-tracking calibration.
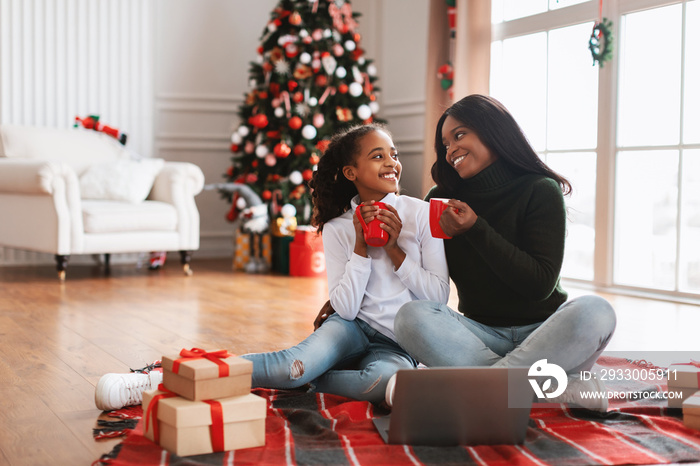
[93,357,700,466]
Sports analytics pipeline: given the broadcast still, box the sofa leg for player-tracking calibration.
[55,255,69,281]
[180,250,193,276]
[104,254,111,275]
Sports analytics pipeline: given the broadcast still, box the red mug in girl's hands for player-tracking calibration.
[429,198,452,239]
[356,201,389,247]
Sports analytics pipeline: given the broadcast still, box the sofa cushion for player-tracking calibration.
[82,200,178,234]
[80,158,165,203]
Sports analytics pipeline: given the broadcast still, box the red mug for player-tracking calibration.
[356,201,389,247]
[429,198,452,239]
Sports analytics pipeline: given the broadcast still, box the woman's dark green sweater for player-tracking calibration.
[426,159,568,326]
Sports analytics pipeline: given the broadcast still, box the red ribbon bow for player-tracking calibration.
[172,348,233,378]
[144,383,178,444]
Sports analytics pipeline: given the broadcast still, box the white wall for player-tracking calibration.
[155,0,430,258]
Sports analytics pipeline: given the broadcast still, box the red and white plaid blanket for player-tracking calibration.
[94,357,700,466]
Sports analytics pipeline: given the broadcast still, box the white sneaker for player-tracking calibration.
[95,370,163,411]
[551,376,608,412]
[385,373,398,407]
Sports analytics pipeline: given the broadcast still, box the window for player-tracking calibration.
[490,0,700,299]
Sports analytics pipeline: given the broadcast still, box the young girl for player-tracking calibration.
[393,95,616,410]
[241,124,449,405]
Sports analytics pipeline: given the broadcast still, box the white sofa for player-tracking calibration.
[0,124,204,279]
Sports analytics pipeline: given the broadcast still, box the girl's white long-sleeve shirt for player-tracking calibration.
[322,193,450,341]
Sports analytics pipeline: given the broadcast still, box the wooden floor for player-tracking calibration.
[0,258,699,465]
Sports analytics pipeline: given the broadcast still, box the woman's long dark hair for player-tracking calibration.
[309,123,391,232]
[431,94,571,196]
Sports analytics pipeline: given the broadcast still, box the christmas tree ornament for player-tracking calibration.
[274,58,291,75]
[333,43,345,57]
[335,66,347,78]
[274,107,285,118]
[230,144,240,153]
[289,171,303,185]
[288,116,303,130]
[299,52,312,64]
[367,64,377,76]
[285,43,299,58]
[299,29,309,38]
[292,91,304,103]
[312,29,323,41]
[244,141,255,153]
[369,101,380,113]
[274,142,292,158]
[344,40,356,51]
[302,124,317,140]
[265,153,277,166]
[238,126,250,137]
[293,144,307,156]
[302,169,314,181]
[289,11,302,25]
[349,82,363,97]
[338,83,349,94]
[316,139,330,153]
[236,197,248,210]
[249,114,269,128]
[309,154,320,165]
[255,145,269,158]
[357,104,372,120]
[295,102,310,116]
[323,29,332,38]
[336,107,352,122]
[231,132,243,144]
[322,53,337,74]
[308,97,318,107]
[313,113,325,128]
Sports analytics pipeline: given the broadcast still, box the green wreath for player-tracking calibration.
[589,17,614,67]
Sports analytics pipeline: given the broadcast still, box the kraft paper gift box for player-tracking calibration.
[143,388,266,457]
[682,392,700,430]
[162,349,252,401]
[667,363,700,408]
[289,226,325,277]
[233,229,271,270]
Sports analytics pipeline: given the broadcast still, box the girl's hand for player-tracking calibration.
[377,204,406,269]
[440,199,478,237]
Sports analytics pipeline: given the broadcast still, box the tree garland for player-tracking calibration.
[589,17,614,67]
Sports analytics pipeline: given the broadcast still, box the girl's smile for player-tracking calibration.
[343,129,401,202]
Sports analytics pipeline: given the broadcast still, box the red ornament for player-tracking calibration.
[230,143,239,152]
[271,174,281,182]
[289,11,302,25]
[257,46,264,55]
[262,190,273,201]
[270,83,281,96]
[292,91,304,103]
[267,130,281,139]
[245,173,258,183]
[315,75,328,86]
[316,139,330,153]
[248,114,269,128]
[309,154,320,165]
[251,160,259,168]
[258,91,268,99]
[285,43,299,58]
[226,166,234,176]
[289,116,303,130]
[302,169,314,181]
[288,81,298,92]
[274,142,292,158]
[293,144,307,155]
[338,83,348,94]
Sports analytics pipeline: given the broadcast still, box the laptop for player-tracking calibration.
[373,367,533,446]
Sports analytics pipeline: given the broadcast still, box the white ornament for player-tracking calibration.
[275,58,290,75]
[238,126,250,137]
[299,29,309,38]
[236,197,247,210]
[255,145,269,158]
[335,66,347,78]
[349,82,363,97]
[265,153,277,166]
[268,22,277,33]
[249,79,257,88]
[300,52,312,64]
[367,64,377,76]
[289,170,303,185]
[357,104,372,120]
[323,29,332,38]
[369,101,380,113]
[281,203,296,218]
[274,107,285,118]
[231,132,242,144]
[322,55,337,74]
[332,30,341,41]
[256,55,264,64]
[358,57,366,65]
[344,40,356,51]
[302,125,317,140]
[308,97,318,107]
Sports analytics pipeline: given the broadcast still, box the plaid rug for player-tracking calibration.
[93,357,700,466]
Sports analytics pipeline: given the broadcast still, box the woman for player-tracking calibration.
[392,95,615,409]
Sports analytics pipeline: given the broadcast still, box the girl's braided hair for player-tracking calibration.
[310,123,391,232]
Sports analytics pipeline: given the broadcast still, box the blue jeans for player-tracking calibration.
[394,295,616,374]
[241,313,416,404]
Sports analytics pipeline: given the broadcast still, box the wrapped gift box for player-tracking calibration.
[233,230,272,271]
[682,392,700,430]
[668,363,700,408]
[143,389,266,457]
[289,226,325,277]
[162,350,252,401]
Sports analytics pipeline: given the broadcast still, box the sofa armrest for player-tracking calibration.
[149,162,204,250]
[0,159,74,194]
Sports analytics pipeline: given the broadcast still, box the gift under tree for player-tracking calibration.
[223,0,384,227]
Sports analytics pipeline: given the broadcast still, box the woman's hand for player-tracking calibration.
[440,199,478,237]
[313,300,335,330]
[353,204,370,257]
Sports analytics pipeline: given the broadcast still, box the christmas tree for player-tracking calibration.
[224,0,383,226]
